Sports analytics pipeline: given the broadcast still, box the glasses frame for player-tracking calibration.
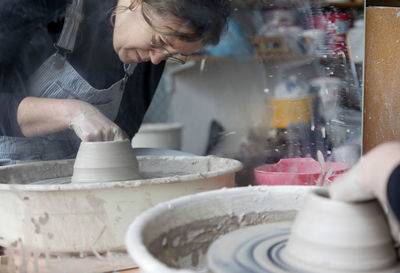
[150,33,188,65]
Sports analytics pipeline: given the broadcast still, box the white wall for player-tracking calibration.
[169,58,269,156]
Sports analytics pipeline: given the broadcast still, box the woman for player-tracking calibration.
[0,0,231,165]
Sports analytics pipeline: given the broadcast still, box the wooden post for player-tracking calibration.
[363,6,400,153]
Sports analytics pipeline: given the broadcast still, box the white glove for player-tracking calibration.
[330,159,400,245]
[329,162,375,202]
[329,142,400,244]
[330,142,400,204]
[69,104,128,142]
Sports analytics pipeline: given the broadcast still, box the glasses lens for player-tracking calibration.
[167,54,188,64]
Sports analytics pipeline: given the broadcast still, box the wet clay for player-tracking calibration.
[72,140,140,183]
[148,210,296,270]
[207,190,400,273]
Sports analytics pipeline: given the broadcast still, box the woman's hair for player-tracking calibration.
[113,0,231,45]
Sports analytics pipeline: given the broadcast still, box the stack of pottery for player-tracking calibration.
[71,139,140,183]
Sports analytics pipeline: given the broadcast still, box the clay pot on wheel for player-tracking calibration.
[71,139,140,183]
[282,189,398,272]
[207,189,399,273]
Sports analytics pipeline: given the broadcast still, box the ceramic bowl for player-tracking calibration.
[71,139,140,183]
[282,189,397,272]
[254,158,350,186]
[131,123,183,150]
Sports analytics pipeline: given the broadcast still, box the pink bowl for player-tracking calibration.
[325,162,350,175]
[254,158,350,186]
[327,173,345,185]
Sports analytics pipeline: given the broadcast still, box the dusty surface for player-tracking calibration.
[0,250,137,273]
[0,156,242,188]
[0,156,242,256]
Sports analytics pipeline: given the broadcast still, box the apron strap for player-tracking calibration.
[55,0,84,54]
[124,63,137,77]
[120,63,137,91]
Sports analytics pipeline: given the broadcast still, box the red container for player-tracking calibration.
[310,12,352,54]
[327,173,344,184]
[254,158,350,186]
[312,13,352,34]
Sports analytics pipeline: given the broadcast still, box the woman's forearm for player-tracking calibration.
[17,97,84,137]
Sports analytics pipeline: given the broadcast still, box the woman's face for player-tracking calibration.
[113,0,204,64]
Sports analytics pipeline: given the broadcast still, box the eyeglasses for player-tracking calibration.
[150,34,188,65]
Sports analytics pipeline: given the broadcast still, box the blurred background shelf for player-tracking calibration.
[147,0,364,187]
[326,2,363,8]
[366,0,400,7]
[186,54,348,63]
[232,0,364,9]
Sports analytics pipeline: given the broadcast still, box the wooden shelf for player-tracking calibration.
[186,55,226,62]
[366,0,400,7]
[322,1,364,8]
[255,54,340,61]
[232,0,363,9]
[186,54,344,63]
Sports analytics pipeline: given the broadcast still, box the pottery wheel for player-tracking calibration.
[207,222,400,273]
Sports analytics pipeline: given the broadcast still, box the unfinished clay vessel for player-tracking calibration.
[71,139,140,183]
[126,186,312,273]
[282,189,398,272]
[207,189,400,273]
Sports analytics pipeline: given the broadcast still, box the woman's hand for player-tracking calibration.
[330,142,400,204]
[329,142,400,243]
[18,97,127,141]
[69,102,128,141]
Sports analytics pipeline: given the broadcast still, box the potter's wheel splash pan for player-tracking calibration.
[125,186,314,273]
[0,155,242,253]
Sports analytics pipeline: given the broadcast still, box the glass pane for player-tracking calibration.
[146,0,364,186]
